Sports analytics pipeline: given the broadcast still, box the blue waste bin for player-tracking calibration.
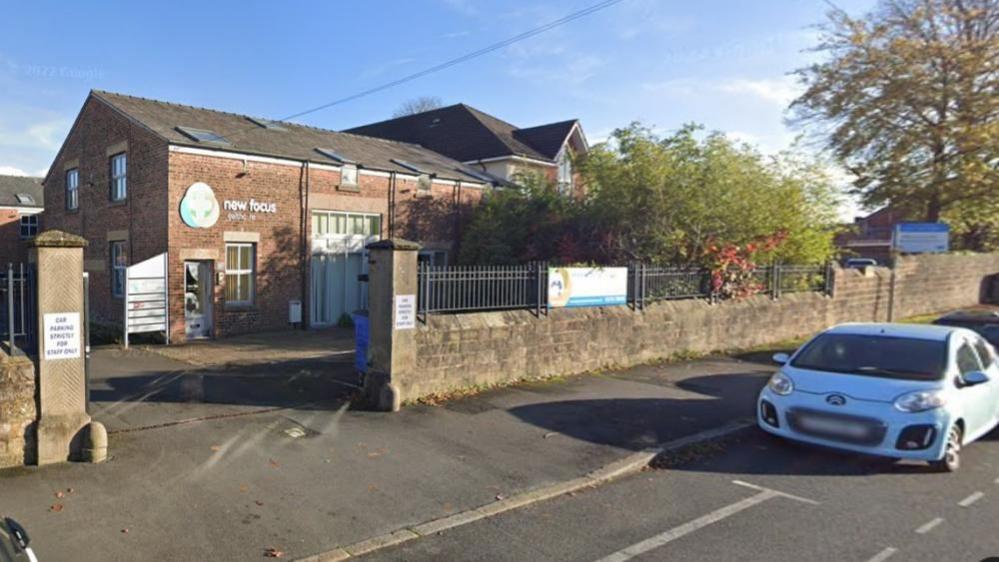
[351,310,369,377]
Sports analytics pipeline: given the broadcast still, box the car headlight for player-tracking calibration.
[768,371,794,396]
[894,390,947,413]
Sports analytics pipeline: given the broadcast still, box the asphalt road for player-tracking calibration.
[361,428,999,562]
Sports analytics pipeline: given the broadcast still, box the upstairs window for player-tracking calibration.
[66,168,79,210]
[557,150,573,195]
[110,152,127,201]
[19,215,38,239]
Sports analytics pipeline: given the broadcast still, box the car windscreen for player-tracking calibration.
[790,333,947,381]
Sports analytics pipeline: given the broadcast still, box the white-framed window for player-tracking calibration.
[66,168,79,210]
[225,243,255,306]
[110,241,126,298]
[19,215,38,239]
[110,152,127,201]
[340,164,358,188]
[557,150,573,195]
[311,211,380,237]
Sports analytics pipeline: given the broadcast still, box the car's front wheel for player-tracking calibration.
[931,425,962,473]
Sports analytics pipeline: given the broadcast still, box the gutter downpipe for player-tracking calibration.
[301,160,311,330]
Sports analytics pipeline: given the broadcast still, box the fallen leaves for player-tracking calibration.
[264,547,285,558]
[121,528,129,534]
[239,484,250,493]
[210,445,222,452]
[54,491,65,499]
[268,458,280,469]
[49,504,64,513]
[255,500,264,507]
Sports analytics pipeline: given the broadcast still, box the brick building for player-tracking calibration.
[42,90,492,342]
[835,206,912,263]
[0,175,43,265]
[346,104,588,194]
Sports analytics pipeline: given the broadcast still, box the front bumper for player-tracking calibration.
[757,387,951,461]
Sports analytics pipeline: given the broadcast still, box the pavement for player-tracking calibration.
[0,344,776,561]
[362,427,999,562]
[135,326,355,368]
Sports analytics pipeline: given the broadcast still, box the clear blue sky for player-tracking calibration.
[2,0,873,212]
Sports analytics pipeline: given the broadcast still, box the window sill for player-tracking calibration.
[109,199,128,207]
[337,184,360,193]
[224,304,257,312]
[415,191,433,199]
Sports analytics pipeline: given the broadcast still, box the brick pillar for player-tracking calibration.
[29,230,92,464]
[363,238,420,412]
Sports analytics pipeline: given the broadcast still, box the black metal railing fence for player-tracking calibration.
[418,262,833,318]
[0,262,36,354]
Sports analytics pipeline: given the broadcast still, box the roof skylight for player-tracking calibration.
[176,126,231,146]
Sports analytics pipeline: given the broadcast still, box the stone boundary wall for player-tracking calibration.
[0,353,37,468]
[407,253,999,402]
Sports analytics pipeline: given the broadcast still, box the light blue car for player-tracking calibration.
[758,323,999,472]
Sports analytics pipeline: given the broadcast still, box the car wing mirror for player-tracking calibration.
[3,517,29,551]
[771,352,790,365]
[963,371,990,387]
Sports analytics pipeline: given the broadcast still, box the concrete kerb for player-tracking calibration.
[294,419,756,562]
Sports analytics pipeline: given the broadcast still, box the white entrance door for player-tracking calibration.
[184,261,212,338]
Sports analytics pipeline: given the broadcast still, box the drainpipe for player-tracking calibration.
[300,161,311,329]
[453,180,463,259]
[388,171,396,238]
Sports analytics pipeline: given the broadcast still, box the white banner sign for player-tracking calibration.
[44,312,81,360]
[548,267,628,308]
[395,294,416,330]
[125,253,169,346]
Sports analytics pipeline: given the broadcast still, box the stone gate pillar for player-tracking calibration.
[29,230,93,465]
[363,239,420,412]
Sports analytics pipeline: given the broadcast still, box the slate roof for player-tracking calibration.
[89,91,493,184]
[345,104,582,163]
[512,120,578,160]
[0,175,44,208]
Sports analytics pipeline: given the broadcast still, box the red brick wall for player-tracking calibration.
[168,155,488,341]
[42,96,170,328]
[0,210,34,264]
[166,151,307,341]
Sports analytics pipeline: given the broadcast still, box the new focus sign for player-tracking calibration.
[894,223,949,254]
[548,267,627,308]
[179,182,220,229]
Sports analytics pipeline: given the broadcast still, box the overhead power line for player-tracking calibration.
[224,0,626,140]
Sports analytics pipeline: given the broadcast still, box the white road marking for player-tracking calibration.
[731,480,820,505]
[592,481,816,562]
[958,491,984,507]
[915,517,944,534]
[866,547,898,562]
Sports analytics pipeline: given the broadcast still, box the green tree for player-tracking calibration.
[458,123,841,267]
[581,123,840,265]
[791,0,998,236]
